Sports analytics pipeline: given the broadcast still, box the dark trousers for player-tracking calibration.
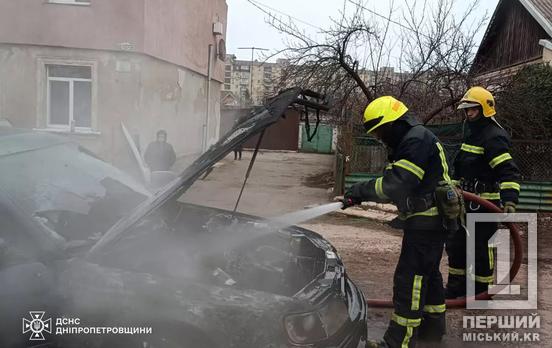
[233,148,242,160]
[383,231,447,348]
[445,220,497,298]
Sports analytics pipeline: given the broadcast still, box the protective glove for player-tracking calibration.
[342,187,362,209]
[503,201,516,214]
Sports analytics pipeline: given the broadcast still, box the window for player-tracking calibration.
[225,65,232,71]
[47,65,92,130]
[224,78,231,84]
[224,84,231,90]
[49,0,90,5]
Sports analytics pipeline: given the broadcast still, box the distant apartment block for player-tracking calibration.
[222,55,288,106]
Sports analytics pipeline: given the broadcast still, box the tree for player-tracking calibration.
[257,0,488,127]
[495,64,552,140]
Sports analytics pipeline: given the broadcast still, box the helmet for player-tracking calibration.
[363,96,408,134]
[457,86,496,117]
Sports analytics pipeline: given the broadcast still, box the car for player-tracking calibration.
[0,88,368,348]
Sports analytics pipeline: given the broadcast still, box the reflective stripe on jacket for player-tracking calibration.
[350,113,451,230]
[454,117,521,204]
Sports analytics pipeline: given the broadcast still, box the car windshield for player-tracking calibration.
[0,140,149,243]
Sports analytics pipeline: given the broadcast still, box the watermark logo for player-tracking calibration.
[466,213,538,310]
[22,311,52,341]
[21,312,152,341]
[463,314,540,343]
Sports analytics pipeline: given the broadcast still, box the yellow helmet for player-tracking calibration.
[363,96,408,134]
[457,86,496,117]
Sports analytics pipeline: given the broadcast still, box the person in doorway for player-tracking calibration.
[343,96,454,347]
[144,129,176,171]
[446,86,521,298]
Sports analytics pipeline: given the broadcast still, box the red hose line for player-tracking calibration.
[366,191,524,309]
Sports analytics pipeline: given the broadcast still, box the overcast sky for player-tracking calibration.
[225,0,500,64]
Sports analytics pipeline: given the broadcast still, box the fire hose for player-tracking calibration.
[366,191,523,309]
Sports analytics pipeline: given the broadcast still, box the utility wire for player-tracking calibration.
[346,0,433,40]
[248,0,432,41]
[245,0,324,30]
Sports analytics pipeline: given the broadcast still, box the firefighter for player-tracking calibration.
[343,96,454,347]
[445,86,521,298]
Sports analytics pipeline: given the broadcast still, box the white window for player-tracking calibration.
[48,0,90,5]
[47,65,92,130]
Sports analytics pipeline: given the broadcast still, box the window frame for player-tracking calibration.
[46,65,92,131]
[37,58,98,134]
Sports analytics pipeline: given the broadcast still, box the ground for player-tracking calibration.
[180,150,335,218]
[181,150,552,347]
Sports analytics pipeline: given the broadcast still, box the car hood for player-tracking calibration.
[88,88,326,259]
[55,259,304,346]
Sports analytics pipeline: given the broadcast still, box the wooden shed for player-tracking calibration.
[471,0,552,79]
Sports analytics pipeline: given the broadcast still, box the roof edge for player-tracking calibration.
[470,0,505,74]
[519,0,552,37]
[539,39,552,50]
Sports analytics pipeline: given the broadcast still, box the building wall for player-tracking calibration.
[474,57,544,85]
[0,0,145,52]
[0,0,227,82]
[543,44,552,63]
[0,44,220,169]
[144,0,227,82]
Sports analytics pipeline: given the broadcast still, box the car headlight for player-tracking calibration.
[284,298,349,344]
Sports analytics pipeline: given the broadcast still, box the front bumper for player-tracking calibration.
[328,277,368,348]
[288,277,368,348]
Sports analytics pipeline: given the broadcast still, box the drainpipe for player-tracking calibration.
[203,44,214,152]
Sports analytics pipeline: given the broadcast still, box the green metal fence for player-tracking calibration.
[300,124,334,154]
[517,182,552,212]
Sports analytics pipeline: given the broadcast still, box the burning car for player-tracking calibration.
[0,88,367,347]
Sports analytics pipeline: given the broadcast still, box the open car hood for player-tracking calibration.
[87,88,328,259]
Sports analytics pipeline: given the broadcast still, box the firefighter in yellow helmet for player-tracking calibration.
[445,87,521,298]
[343,96,453,347]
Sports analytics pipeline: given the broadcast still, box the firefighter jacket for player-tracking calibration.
[453,117,521,204]
[348,113,451,231]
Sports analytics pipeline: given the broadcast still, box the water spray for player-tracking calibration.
[270,202,344,227]
[271,194,523,309]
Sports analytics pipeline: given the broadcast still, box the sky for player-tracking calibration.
[225,0,501,65]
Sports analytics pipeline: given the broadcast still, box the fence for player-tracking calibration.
[349,137,387,173]
[346,136,552,211]
[349,136,552,182]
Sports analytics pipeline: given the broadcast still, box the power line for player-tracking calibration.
[247,0,431,41]
[245,0,323,30]
[346,0,433,40]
